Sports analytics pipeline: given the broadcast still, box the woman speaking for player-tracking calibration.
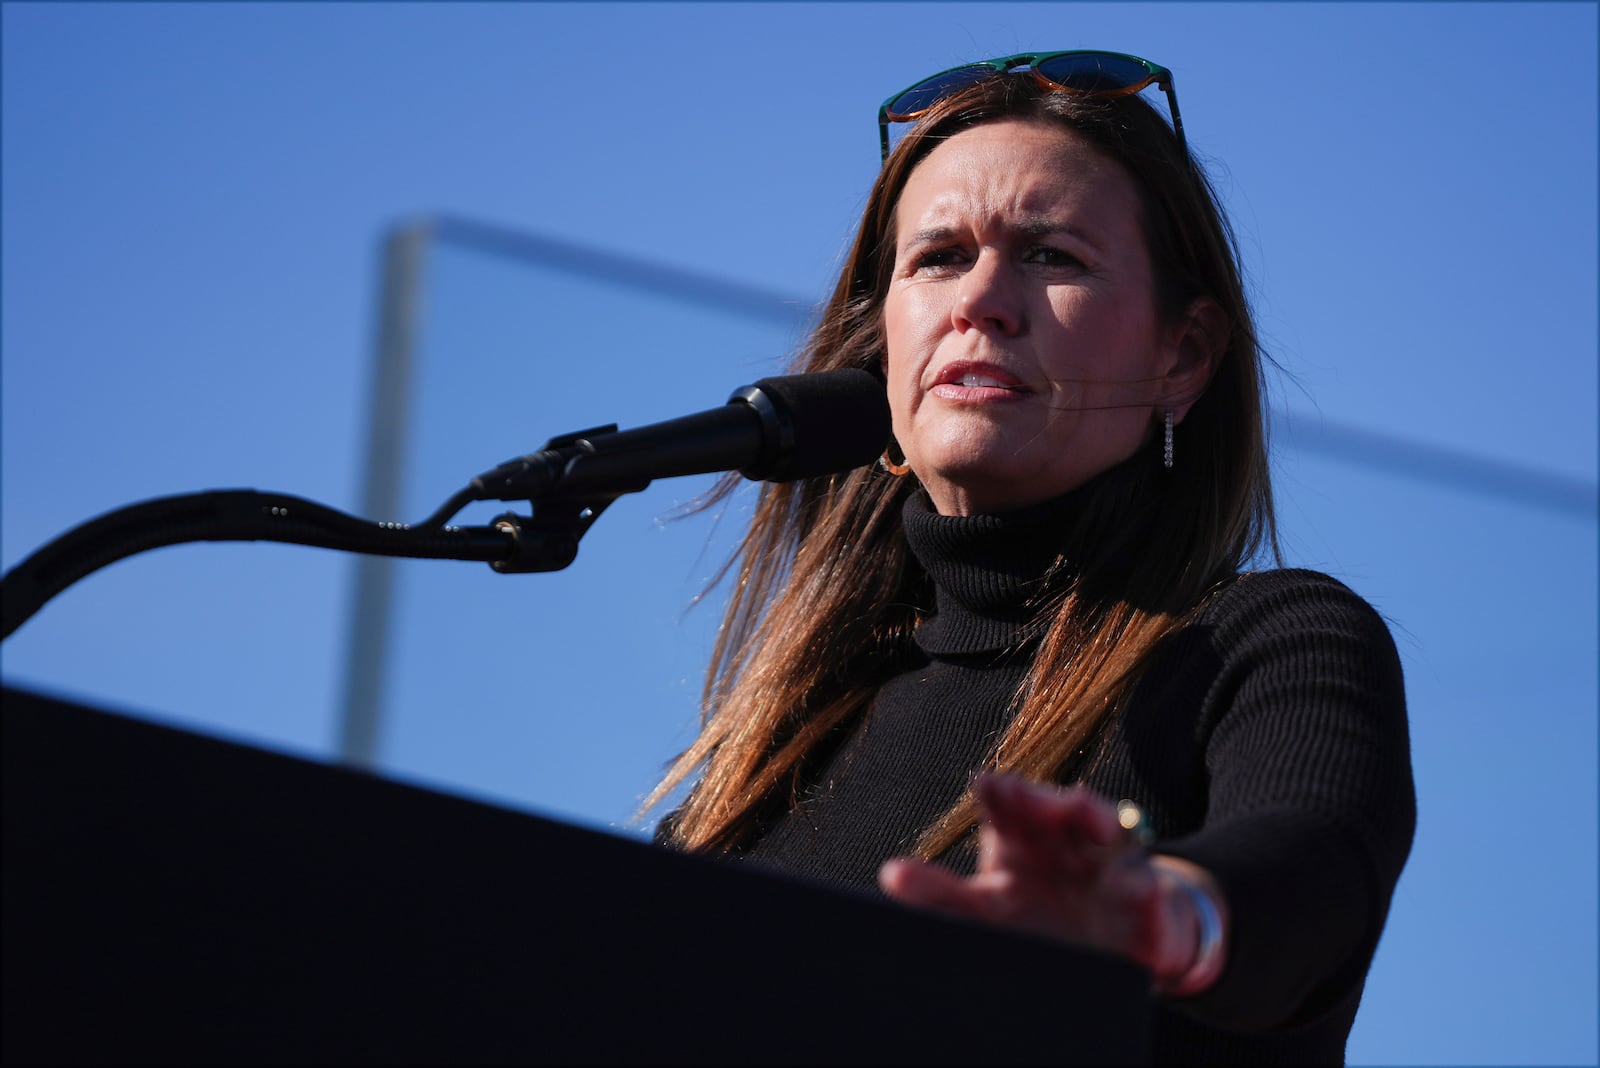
[646,52,1415,1065]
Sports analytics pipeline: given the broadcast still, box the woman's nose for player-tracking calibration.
[951,253,1023,336]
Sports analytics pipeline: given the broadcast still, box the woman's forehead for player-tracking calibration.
[896,121,1142,237]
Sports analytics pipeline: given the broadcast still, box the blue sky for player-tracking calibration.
[2,3,1596,1064]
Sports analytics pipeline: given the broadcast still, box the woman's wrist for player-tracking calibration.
[1150,856,1230,998]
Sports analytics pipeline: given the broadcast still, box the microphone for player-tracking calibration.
[468,368,891,504]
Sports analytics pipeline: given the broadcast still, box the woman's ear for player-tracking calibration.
[1161,297,1228,423]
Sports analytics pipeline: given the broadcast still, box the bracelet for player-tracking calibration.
[1158,875,1225,998]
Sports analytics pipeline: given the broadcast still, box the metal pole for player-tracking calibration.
[336,222,431,767]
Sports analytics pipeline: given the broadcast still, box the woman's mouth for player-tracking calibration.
[930,363,1030,400]
[951,372,1022,389]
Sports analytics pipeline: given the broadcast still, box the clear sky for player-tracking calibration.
[2,3,1596,1064]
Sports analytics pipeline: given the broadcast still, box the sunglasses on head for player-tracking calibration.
[877,50,1186,162]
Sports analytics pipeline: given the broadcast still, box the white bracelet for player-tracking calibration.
[1159,876,1225,997]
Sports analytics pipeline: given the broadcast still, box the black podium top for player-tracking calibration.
[2,685,1151,1065]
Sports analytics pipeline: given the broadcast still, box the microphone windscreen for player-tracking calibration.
[751,368,891,481]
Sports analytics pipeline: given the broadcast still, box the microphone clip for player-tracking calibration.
[478,424,632,575]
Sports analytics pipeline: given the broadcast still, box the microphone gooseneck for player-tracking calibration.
[0,369,893,636]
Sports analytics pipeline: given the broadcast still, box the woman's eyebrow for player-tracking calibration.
[1016,216,1105,253]
[905,226,957,246]
[904,218,1105,253]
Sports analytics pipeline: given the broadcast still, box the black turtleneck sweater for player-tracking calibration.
[733,490,1417,1066]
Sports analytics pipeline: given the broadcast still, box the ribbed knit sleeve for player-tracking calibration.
[1138,569,1416,1041]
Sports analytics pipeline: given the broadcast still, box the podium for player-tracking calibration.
[2,685,1151,1064]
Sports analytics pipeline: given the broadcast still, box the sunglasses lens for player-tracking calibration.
[885,64,996,121]
[878,52,1182,163]
[1034,53,1154,94]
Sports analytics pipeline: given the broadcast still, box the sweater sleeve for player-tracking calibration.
[1154,569,1417,1033]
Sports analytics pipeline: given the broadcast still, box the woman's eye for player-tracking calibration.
[911,248,964,271]
[1026,246,1083,268]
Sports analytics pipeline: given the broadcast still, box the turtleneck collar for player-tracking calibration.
[901,486,1090,657]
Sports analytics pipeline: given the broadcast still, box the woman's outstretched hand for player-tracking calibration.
[878,774,1227,995]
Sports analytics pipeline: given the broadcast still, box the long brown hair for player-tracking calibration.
[643,73,1276,858]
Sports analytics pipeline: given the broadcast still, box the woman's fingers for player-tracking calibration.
[974,774,1131,878]
[879,857,989,916]
[879,777,1219,985]
[977,774,1126,844]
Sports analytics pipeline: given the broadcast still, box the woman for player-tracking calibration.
[646,53,1415,1064]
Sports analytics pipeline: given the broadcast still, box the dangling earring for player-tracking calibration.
[881,437,912,477]
[1162,409,1175,470]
